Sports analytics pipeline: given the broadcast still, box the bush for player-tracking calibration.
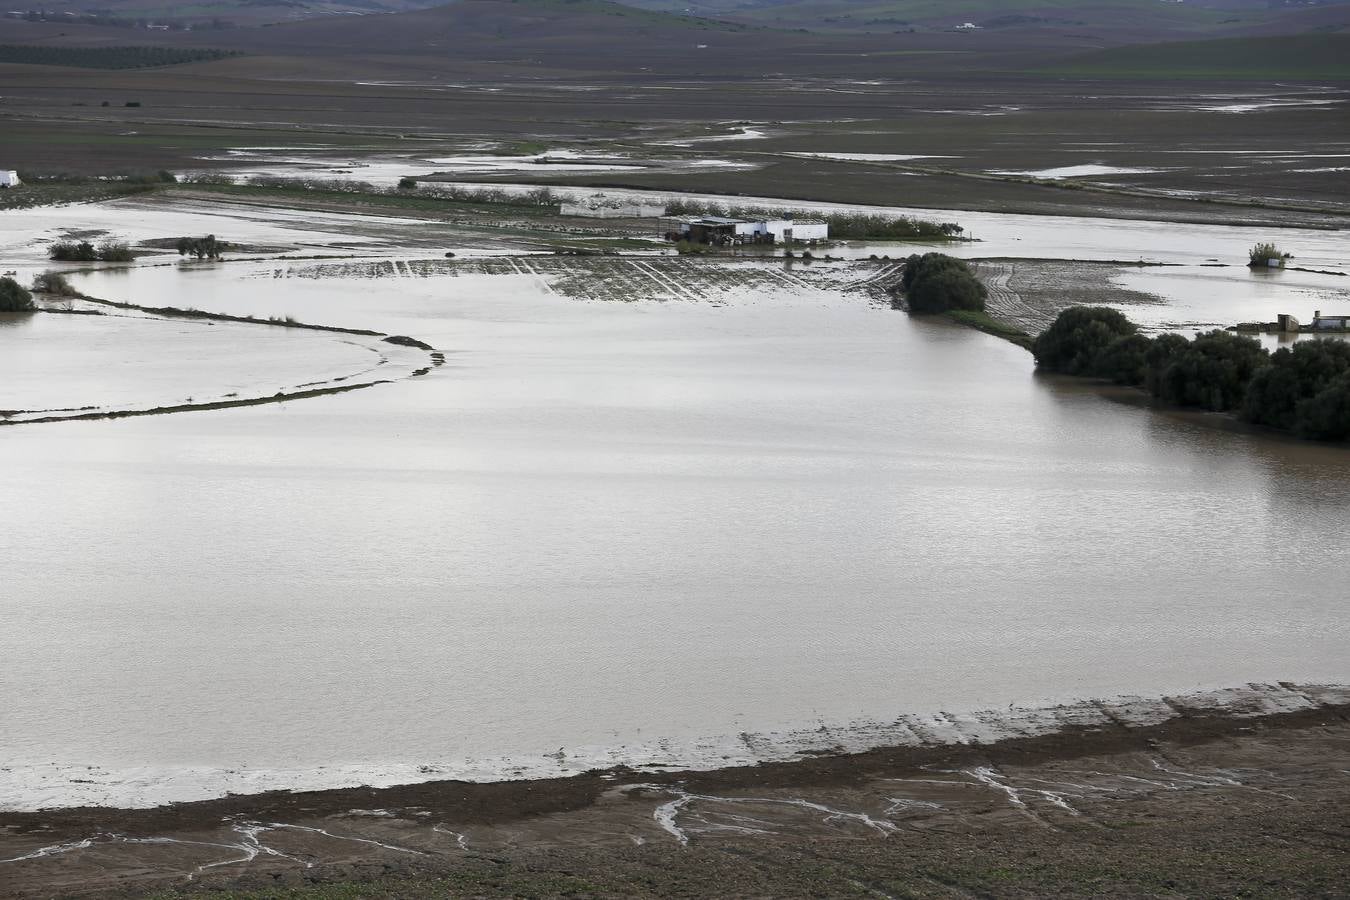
[1142,332,1190,396]
[50,238,134,262]
[675,239,710,255]
[0,276,34,311]
[1248,242,1286,268]
[900,253,986,313]
[1092,333,1153,385]
[176,234,224,259]
[397,177,418,190]
[1032,306,1137,375]
[97,239,134,262]
[1242,339,1350,436]
[49,240,99,262]
[1149,330,1268,412]
[32,272,77,295]
[1295,372,1350,441]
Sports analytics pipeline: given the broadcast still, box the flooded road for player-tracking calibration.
[2,250,1348,810]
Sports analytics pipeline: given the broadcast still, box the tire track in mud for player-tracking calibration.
[973,261,1051,334]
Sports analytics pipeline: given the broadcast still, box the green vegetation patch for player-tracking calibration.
[1042,34,1350,80]
[0,276,35,312]
[0,45,242,70]
[1033,306,1350,441]
[896,252,987,314]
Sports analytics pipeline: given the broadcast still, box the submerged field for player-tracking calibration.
[2,18,1349,890]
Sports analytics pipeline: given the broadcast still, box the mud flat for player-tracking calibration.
[1,684,1346,898]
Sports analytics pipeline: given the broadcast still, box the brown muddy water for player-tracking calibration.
[2,246,1348,812]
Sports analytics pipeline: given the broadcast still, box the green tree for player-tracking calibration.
[899,253,986,314]
[0,276,34,311]
[176,234,223,260]
[49,240,98,262]
[1243,339,1350,434]
[1143,332,1190,396]
[1296,373,1350,441]
[96,239,134,262]
[1032,306,1137,375]
[1150,330,1268,412]
[1091,333,1153,385]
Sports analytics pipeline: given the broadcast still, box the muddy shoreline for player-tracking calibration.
[3,685,1348,898]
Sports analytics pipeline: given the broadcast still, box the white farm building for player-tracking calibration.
[0,170,20,188]
[668,216,828,246]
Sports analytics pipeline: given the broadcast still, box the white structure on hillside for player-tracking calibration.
[561,194,665,219]
[0,170,20,188]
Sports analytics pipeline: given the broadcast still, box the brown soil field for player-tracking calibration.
[2,685,1346,899]
[3,0,1347,227]
[974,260,1168,335]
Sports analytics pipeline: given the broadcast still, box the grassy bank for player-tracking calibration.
[947,309,1033,349]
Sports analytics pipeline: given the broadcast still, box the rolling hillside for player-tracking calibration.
[616,0,1350,40]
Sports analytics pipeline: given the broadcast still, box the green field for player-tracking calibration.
[0,45,241,69]
[1044,33,1350,79]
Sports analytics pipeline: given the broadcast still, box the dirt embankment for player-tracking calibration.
[2,684,1347,898]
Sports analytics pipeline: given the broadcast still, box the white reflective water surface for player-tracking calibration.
[2,201,1348,810]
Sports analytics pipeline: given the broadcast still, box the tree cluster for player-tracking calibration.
[1243,340,1350,440]
[176,235,225,259]
[49,239,134,262]
[0,276,34,312]
[898,253,987,314]
[1033,306,1350,441]
[0,44,239,69]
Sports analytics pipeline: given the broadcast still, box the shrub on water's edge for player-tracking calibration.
[1248,241,1286,268]
[1091,333,1152,386]
[0,276,34,311]
[50,240,99,262]
[1295,373,1350,441]
[97,239,134,262]
[899,252,987,314]
[1031,306,1137,376]
[1032,308,1350,440]
[1150,329,1267,413]
[32,272,76,296]
[1242,339,1350,437]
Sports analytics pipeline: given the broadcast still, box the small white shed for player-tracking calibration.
[764,219,829,243]
[0,170,20,188]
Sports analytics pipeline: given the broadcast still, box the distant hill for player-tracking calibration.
[614,0,1350,40]
[1044,33,1350,79]
[13,0,1350,31]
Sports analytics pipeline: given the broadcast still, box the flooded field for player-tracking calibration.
[2,190,1348,814]
[0,308,423,423]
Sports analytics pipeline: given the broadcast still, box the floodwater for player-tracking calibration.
[3,238,1349,810]
[0,309,406,418]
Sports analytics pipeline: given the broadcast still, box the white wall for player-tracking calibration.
[0,171,20,187]
[767,220,828,242]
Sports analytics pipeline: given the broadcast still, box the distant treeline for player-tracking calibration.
[1033,307,1350,442]
[180,175,966,240]
[183,174,571,208]
[664,198,962,241]
[5,11,235,29]
[0,45,241,69]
